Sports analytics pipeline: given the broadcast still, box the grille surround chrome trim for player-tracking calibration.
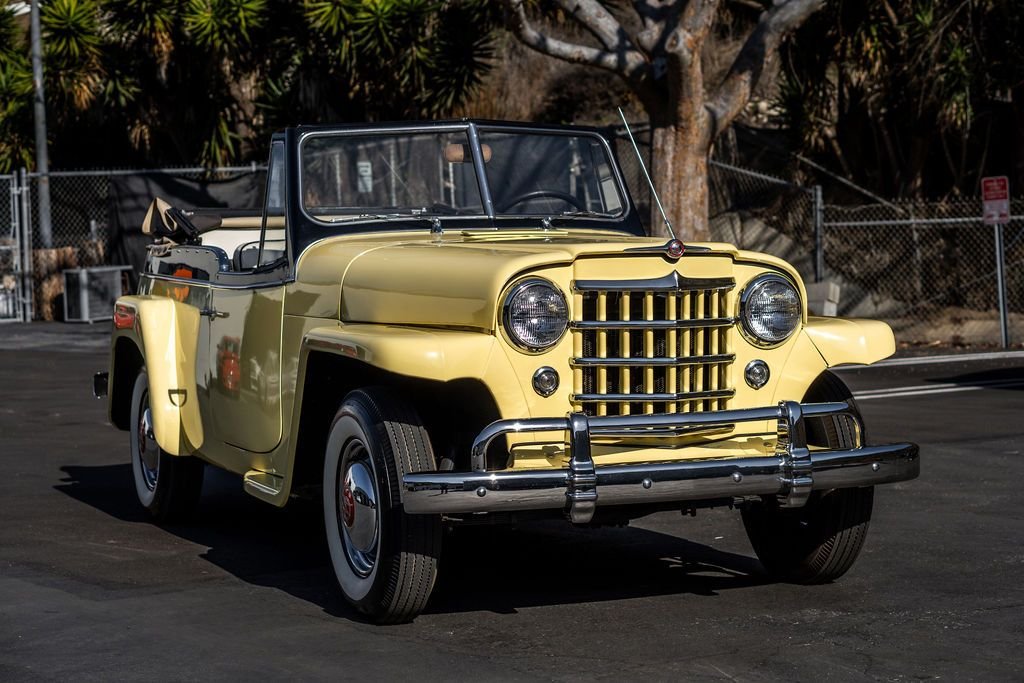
[573,271,735,292]
[571,274,738,417]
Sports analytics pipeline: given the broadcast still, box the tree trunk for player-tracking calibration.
[650,120,711,241]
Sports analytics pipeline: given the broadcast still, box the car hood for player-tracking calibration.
[298,230,797,330]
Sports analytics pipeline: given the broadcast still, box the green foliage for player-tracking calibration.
[41,0,102,60]
[185,0,268,50]
[0,7,24,61]
[0,0,497,171]
[780,0,1023,199]
[0,6,32,172]
[257,0,498,128]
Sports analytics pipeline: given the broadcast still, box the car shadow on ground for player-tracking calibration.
[55,462,767,619]
[928,366,1024,389]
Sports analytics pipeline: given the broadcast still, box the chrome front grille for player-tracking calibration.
[571,273,736,418]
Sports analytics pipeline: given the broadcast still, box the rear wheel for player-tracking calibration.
[129,370,204,522]
[323,388,441,623]
[742,371,874,583]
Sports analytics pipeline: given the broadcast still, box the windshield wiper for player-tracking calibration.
[327,213,441,225]
[547,210,618,224]
[327,212,445,235]
[327,213,399,223]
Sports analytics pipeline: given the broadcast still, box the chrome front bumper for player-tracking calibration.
[402,401,919,523]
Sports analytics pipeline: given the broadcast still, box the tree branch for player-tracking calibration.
[681,0,722,38]
[552,0,631,52]
[506,1,649,81]
[708,0,823,138]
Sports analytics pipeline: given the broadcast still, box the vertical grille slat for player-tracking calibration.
[572,275,736,418]
[597,291,607,416]
[666,293,678,414]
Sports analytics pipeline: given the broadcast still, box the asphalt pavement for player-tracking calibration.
[1,324,1022,681]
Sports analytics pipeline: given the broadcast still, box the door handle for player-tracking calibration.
[200,307,228,319]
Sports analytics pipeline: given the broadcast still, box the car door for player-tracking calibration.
[205,141,288,457]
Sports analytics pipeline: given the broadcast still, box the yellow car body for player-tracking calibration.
[104,228,898,502]
[97,122,918,621]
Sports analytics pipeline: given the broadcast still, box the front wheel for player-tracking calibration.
[323,388,441,623]
[741,371,874,583]
[129,370,204,522]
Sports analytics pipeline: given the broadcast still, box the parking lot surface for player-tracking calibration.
[1,326,1022,681]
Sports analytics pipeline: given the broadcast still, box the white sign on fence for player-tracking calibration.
[982,175,1010,225]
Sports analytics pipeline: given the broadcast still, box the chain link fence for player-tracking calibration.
[821,199,1024,347]
[8,149,1022,349]
[20,166,265,320]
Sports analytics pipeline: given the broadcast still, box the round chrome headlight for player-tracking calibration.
[740,274,801,346]
[501,279,568,352]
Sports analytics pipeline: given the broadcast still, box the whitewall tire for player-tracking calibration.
[323,388,441,623]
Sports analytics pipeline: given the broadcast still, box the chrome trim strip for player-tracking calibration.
[142,274,294,291]
[572,272,735,292]
[571,353,735,367]
[571,389,735,403]
[624,244,713,254]
[570,318,736,330]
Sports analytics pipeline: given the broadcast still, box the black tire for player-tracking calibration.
[129,370,204,522]
[741,371,874,584]
[323,388,442,624]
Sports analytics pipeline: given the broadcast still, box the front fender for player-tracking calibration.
[301,324,527,416]
[804,317,896,367]
[112,296,204,455]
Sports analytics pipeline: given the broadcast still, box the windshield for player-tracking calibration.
[301,131,484,219]
[480,131,624,216]
[299,127,626,222]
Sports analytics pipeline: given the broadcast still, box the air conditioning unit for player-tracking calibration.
[63,266,132,323]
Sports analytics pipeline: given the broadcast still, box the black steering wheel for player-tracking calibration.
[495,190,586,213]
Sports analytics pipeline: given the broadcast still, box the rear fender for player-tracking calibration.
[111,295,204,455]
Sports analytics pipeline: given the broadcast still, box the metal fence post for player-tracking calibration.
[994,222,1010,348]
[18,168,34,322]
[813,185,824,283]
[3,173,23,322]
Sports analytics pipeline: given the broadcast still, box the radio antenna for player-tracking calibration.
[617,107,675,240]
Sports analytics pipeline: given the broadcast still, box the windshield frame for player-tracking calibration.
[296,122,632,227]
[286,121,644,259]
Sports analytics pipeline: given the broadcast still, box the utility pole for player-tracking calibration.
[30,0,53,249]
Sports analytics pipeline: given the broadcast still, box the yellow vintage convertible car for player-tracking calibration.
[94,121,918,623]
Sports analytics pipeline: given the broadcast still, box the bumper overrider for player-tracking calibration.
[402,401,919,523]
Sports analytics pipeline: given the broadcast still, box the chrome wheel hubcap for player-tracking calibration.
[137,391,159,491]
[339,441,379,577]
